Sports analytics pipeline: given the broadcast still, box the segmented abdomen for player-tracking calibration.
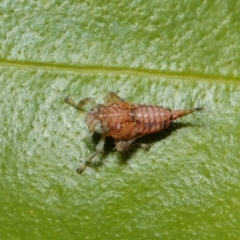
[134,104,172,136]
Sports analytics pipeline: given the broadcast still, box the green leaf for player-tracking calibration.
[1,1,240,239]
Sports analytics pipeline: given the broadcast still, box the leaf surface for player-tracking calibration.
[1,1,240,239]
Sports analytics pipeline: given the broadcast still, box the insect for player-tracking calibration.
[65,92,202,173]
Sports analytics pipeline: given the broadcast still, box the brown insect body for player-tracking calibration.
[86,103,190,141]
[65,92,202,173]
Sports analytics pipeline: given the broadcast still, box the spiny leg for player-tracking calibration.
[115,139,151,152]
[65,96,96,111]
[139,143,151,150]
[115,139,136,152]
[104,92,125,105]
[77,135,106,174]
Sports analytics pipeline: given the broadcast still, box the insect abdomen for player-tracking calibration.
[134,104,201,136]
[134,105,172,135]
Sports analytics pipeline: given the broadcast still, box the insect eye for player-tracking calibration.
[94,122,110,134]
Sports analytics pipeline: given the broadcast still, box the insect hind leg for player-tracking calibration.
[115,139,151,152]
[65,96,96,111]
[115,139,136,152]
[139,143,151,150]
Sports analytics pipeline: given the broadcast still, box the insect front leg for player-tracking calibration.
[65,96,96,111]
[77,135,106,174]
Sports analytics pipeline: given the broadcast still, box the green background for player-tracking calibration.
[1,1,240,239]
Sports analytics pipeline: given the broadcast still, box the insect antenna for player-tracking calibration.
[169,95,175,111]
[110,79,114,93]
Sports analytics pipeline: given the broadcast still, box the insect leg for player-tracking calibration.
[77,135,106,173]
[104,92,125,105]
[115,139,136,152]
[139,143,151,150]
[65,96,96,111]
